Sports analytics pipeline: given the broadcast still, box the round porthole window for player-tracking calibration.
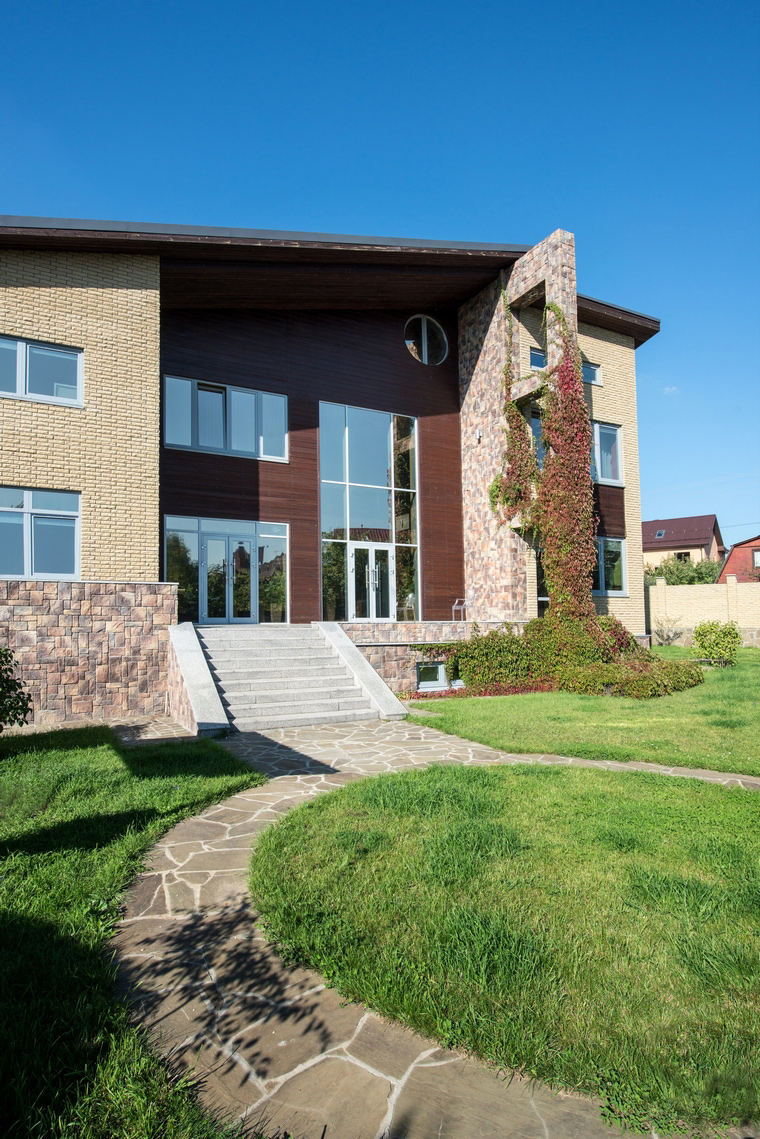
[404,315,448,366]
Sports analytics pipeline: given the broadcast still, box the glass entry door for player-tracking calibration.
[200,535,256,624]
[348,543,395,621]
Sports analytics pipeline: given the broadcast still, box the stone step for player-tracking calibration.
[196,626,322,642]
[232,707,380,731]
[227,694,372,718]
[203,646,337,662]
[209,661,350,681]
[222,684,361,707]
[218,673,357,695]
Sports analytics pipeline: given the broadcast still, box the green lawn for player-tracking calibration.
[0,726,266,1139]
[250,763,760,1134]
[410,647,760,777]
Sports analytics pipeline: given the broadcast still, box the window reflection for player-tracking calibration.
[347,407,391,487]
[349,486,392,541]
[321,542,347,620]
[259,538,287,622]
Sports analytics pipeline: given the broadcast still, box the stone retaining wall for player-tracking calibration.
[0,580,178,725]
[340,620,526,694]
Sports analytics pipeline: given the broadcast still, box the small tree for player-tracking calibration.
[0,647,32,733]
[691,620,743,665]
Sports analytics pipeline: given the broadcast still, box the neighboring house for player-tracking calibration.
[0,216,658,713]
[642,515,726,569]
[717,534,760,583]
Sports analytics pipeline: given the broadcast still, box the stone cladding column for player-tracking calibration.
[458,230,577,621]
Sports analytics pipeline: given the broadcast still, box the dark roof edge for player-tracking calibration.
[577,293,659,329]
[0,215,532,255]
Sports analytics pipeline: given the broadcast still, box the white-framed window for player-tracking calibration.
[163,376,288,461]
[530,347,547,370]
[582,360,601,385]
[752,550,760,569]
[404,315,449,366]
[592,422,623,485]
[0,336,83,406]
[0,487,80,579]
[592,537,626,595]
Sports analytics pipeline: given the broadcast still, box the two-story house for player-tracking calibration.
[0,216,658,720]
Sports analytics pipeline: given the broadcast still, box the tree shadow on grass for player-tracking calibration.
[0,909,116,1138]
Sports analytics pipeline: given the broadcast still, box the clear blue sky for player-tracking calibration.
[2,0,759,547]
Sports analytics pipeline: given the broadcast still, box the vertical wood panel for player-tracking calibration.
[160,310,465,621]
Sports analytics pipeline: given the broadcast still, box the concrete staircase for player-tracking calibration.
[195,624,380,731]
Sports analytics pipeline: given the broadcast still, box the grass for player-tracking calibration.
[249,763,760,1134]
[410,647,760,777]
[0,726,266,1139]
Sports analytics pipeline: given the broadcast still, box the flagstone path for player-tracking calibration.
[113,721,760,1139]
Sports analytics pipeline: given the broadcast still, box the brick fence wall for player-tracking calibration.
[0,580,178,725]
[646,576,760,647]
[340,620,526,693]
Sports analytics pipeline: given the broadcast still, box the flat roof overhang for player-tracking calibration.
[0,215,660,344]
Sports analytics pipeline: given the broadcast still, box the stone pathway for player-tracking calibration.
[113,722,760,1139]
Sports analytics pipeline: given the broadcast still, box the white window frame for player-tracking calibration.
[163,376,288,462]
[593,537,627,596]
[592,422,624,486]
[582,360,601,385]
[0,487,81,579]
[0,336,83,407]
[752,550,760,569]
[529,346,547,370]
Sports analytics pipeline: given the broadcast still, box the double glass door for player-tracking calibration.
[349,542,394,621]
[201,535,256,623]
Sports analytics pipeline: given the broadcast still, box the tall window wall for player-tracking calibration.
[320,403,418,620]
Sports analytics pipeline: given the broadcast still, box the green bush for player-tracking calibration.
[0,646,32,733]
[691,620,743,665]
[556,658,704,699]
[414,615,703,699]
[451,628,531,689]
[644,556,723,586]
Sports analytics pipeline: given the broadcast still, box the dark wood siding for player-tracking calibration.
[595,485,626,538]
[160,310,465,621]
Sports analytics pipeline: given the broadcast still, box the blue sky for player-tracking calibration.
[2,0,759,546]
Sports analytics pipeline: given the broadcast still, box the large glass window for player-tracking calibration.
[163,376,287,460]
[320,402,419,620]
[592,538,626,594]
[0,337,82,405]
[0,486,80,578]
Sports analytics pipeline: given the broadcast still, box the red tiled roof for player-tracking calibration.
[641,514,725,552]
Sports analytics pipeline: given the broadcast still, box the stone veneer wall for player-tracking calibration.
[340,621,526,694]
[0,580,177,724]
[0,250,161,581]
[457,230,578,624]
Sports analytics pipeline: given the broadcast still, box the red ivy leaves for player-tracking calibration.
[492,301,597,621]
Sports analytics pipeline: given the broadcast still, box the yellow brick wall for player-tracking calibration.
[0,251,160,580]
[517,307,646,634]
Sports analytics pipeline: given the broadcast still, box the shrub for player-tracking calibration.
[644,556,723,586]
[556,658,704,699]
[691,620,743,665]
[521,614,611,677]
[0,647,32,733]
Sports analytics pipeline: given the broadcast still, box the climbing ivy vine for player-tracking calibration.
[490,297,598,622]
